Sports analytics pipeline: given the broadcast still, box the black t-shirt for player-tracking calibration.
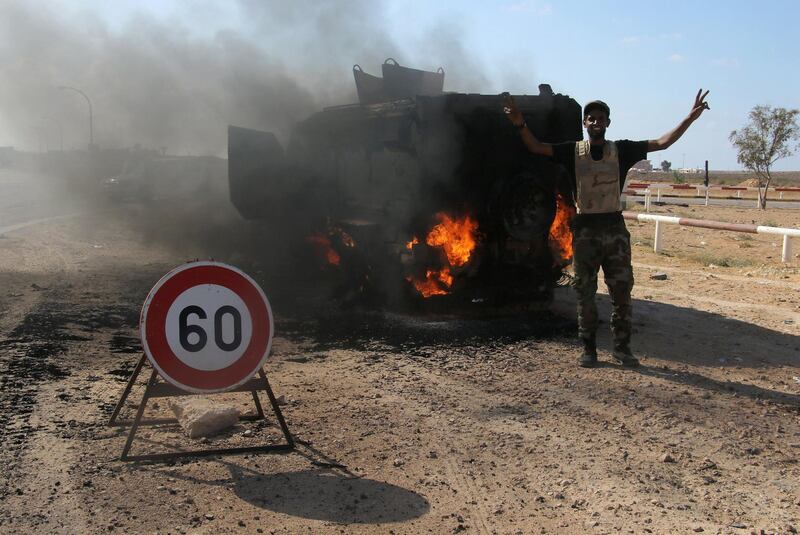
[551,140,648,227]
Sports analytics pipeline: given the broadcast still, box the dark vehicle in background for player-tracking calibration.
[228,59,582,309]
[104,156,227,203]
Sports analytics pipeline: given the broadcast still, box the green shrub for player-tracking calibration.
[690,253,752,268]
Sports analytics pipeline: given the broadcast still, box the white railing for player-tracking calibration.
[626,183,800,209]
[622,211,799,263]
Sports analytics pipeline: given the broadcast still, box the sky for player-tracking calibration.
[1,0,798,170]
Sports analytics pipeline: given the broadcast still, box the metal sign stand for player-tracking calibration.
[109,354,294,462]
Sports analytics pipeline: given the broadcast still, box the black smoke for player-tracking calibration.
[0,0,488,154]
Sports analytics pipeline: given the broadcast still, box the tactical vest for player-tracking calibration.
[574,140,621,214]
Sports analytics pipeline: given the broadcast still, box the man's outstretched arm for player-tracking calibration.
[503,93,554,157]
[648,89,710,152]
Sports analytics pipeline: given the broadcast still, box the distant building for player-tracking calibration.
[631,159,652,172]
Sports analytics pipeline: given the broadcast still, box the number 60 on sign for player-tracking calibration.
[141,261,274,393]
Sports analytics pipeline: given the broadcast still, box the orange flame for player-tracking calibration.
[548,193,575,263]
[425,213,478,267]
[306,227,357,268]
[338,228,356,248]
[406,268,453,298]
[306,233,341,266]
[407,213,478,297]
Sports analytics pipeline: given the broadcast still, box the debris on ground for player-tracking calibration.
[168,397,240,438]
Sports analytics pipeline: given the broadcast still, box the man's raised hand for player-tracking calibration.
[689,89,710,121]
[502,92,524,127]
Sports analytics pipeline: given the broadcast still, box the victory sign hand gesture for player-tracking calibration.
[689,89,710,121]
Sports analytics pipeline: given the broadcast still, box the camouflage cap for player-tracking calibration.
[583,100,610,118]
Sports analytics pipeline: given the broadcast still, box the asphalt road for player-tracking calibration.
[0,168,92,233]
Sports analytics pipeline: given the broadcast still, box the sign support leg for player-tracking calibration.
[250,390,265,419]
[108,354,147,426]
[259,368,294,448]
[110,363,294,461]
[121,368,158,461]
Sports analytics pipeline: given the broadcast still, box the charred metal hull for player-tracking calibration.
[228,82,582,309]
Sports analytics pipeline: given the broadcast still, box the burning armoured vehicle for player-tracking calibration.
[228,59,581,311]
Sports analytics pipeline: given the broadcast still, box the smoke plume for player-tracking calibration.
[0,0,512,311]
[0,1,489,155]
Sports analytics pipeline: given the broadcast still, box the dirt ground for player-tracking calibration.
[0,171,799,535]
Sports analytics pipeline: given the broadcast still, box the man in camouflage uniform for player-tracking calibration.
[503,90,710,367]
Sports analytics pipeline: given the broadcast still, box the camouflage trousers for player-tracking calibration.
[572,220,634,347]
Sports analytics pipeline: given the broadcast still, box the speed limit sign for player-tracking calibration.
[141,261,274,393]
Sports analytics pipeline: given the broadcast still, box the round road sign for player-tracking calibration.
[141,261,273,393]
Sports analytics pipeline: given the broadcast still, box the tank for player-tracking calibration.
[228,59,582,311]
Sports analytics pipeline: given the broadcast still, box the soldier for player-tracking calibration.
[503,90,710,367]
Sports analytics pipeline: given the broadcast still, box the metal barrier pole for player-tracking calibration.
[704,187,709,207]
[654,220,663,253]
[657,188,662,202]
[625,212,800,264]
[645,189,651,212]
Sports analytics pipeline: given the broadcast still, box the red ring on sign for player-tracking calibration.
[141,263,272,393]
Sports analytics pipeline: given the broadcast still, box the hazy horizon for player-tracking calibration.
[1,1,798,170]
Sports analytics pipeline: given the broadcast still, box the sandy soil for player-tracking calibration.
[0,175,799,535]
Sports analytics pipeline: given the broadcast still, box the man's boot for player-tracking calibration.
[579,336,598,368]
[612,343,640,368]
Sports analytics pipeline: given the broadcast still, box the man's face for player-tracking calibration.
[583,110,610,141]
